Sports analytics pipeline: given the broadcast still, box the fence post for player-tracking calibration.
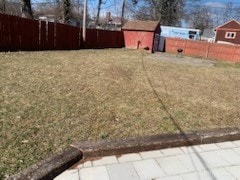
[233,45,238,62]
[97,29,99,48]
[183,39,187,55]
[206,42,210,58]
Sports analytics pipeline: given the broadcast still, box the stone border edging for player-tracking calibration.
[8,146,83,180]
[9,127,240,179]
[72,127,240,158]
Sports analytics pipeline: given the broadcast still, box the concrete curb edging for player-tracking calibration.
[9,127,240,180]
[8,146,83,180]
[72,127,240,158]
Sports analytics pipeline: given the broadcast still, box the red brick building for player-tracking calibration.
[215,19,240,44]
[122,21,160,53]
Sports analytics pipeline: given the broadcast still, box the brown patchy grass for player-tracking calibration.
[0,49,240,177]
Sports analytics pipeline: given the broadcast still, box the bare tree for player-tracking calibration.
[234,6,240,22]
[186,5,213,32]
[95,0,107,26]
[122,0,136,26]
[222,2,240,23]
[55,0,61,20]
[0,0,6,13]
[121,0,125,26]
[210,8,222,28]
[21,0,33,18]
[188,2,240,29]
[133,0,184,26]
[63,0,71,23]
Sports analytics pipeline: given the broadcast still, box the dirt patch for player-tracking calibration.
[145,53,216,67]
[104,65,133,82]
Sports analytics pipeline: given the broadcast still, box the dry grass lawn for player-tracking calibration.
[0,49,240,177]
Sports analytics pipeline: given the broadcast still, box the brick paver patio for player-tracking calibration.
[55,140,240,180]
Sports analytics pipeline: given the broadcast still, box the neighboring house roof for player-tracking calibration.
[202,29,215,38]
[161,25,201,32]
[110,17,122,24]
[122,20,160,32]
[215,19,240,30]
[99,16,122,25]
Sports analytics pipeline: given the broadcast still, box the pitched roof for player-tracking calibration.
[202,29,215,38]
[215,19,240,30]
[122,20,160,32]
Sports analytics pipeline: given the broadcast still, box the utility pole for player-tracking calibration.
[83,0,87,42]
[121,0,125,27]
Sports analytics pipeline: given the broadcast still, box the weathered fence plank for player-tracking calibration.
[0,13,124,51]
[48,22,55,50]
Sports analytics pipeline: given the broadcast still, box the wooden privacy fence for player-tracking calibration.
[165,37,240,62]
[0,13,81,50]
[0,13,124,51]
[40,21,81,50]
[85,29,124,49]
